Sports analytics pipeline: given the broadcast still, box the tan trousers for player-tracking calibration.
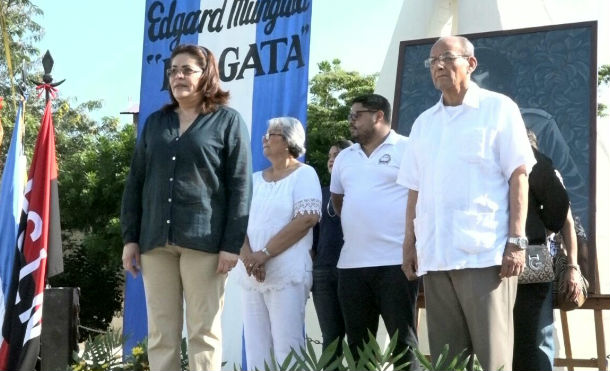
[141,245,227,371]
[424,266,518,371]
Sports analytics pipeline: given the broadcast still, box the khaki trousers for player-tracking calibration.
[424,266,518,371]
[141,245,227,371]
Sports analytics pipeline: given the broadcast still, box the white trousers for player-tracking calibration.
[241,277,311,371]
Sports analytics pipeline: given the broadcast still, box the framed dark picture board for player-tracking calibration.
[392,21,598,291]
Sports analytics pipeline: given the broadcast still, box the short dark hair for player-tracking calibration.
[351,94,392,124]
[333,139,353,150]
[163,44,229,114]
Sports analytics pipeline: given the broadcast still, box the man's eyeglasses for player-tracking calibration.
[348,110,377,121]
[263,132,284,141]
[166,67,203,77]
[424,54,469,68]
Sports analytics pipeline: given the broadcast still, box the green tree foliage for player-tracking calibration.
[0,0,43,160]
[600,65,610,85]
[0,0,43,89]
[49,113,135,339]
[0,1,130,338]
[306,59,376,185]
[598,64,609,117]
[0,0,42,62]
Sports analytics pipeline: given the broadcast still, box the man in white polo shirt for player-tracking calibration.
[398,36,536,370]
[330,94,419,370]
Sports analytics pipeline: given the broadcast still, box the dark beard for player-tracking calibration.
[351,131,372,146]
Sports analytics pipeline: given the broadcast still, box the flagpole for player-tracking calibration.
[31,50,71,371]
[31,51,65,104]
[32,50,65,283]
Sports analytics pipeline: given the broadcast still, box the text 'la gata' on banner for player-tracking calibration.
[146,31,308,90]
[144,0,311,87]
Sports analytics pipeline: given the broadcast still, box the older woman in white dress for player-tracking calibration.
[238,117,322,370]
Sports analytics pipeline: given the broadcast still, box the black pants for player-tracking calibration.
[513,282,554,371]
[312,267,345,367]
[338,265,420,370]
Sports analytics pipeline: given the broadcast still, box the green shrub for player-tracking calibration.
[70,330,123,371]
[70,330,186,371]
[71,329,486,371]
[236,331,484,371]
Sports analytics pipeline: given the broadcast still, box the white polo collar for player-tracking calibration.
[349,129,400,152]
[431,81,482,113]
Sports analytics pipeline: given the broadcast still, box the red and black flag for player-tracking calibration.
[0,100,62,371]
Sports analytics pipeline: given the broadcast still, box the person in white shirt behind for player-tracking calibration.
[331,94,419,371]
[398,36,535,370]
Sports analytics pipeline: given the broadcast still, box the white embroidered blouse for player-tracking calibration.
[236,164,322,291]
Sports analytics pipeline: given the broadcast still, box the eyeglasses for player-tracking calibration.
[424,54,469,68]
[263,132,284,141]
[348,110,377,121]
[166,67,203,77]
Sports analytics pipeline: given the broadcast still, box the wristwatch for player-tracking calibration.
[507,236,528,250]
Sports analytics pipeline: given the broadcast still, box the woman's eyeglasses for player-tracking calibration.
[263,133,284,141]
[166,67,203,77]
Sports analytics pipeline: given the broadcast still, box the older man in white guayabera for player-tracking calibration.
[398,35,536,371]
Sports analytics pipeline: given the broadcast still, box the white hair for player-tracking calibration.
[435,35,475,56]
[267,117,306,157]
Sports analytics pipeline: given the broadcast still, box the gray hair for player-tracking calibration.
[268,117,306,158]
[436,36,475,56]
